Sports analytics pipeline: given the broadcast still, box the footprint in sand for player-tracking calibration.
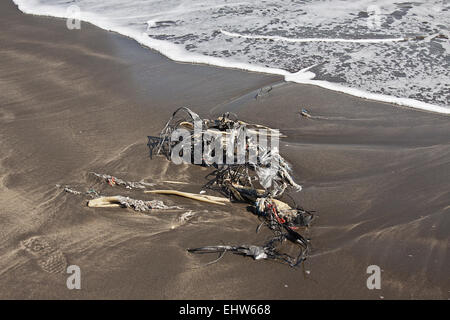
[21,236,68,274]
[0,109,15,123]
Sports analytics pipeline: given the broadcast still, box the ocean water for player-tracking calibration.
[13,0,450,113]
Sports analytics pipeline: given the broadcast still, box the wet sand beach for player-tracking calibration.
[0,0,449,299]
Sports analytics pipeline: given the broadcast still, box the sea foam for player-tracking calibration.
[12,0,450,114]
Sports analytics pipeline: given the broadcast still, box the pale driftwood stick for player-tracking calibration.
[144,190,229,206]
[88,196,122,208]
[162,180,190,185]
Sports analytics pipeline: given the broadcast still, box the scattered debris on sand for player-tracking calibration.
[188,244,301,266]
[300,108,311,118]
[90,172,155,189]
[255,86,273,99]
[63,187,82,195]
[61,107,315,267]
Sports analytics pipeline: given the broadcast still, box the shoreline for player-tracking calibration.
[11,0,450,115]
[1,0,449,299]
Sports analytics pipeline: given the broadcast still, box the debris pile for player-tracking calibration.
[154,107,300,197]
[151,107,315,267]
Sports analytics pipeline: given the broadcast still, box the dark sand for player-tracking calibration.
[0,0,449,299]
